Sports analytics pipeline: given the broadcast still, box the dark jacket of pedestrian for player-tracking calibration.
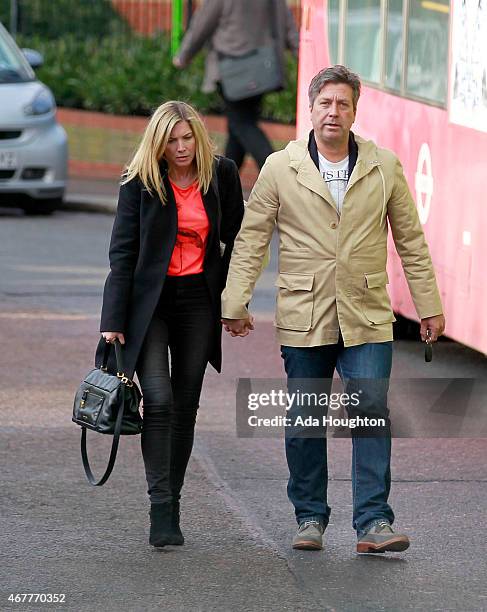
[176,0,299,94]
[174,0,299,170]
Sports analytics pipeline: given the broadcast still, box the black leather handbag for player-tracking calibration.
[72,339,142,486]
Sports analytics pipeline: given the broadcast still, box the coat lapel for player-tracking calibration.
[346,138,381,193]
[290,151,338,212]
[201,182,219,253]
[160,173,178,224]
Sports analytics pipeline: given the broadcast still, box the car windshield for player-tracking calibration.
[0,23,35,84]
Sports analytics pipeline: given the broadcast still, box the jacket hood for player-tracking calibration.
[285,133,379,170]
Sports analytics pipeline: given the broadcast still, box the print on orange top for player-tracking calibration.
[168,180,209,276]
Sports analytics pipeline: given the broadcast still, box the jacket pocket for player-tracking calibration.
[275,272,314,331]
[362,271,396,324]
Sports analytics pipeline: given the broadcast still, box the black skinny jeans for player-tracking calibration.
[221,90,274,170]
[136,274,214,504]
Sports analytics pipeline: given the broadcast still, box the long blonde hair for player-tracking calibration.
[122,101,216,204]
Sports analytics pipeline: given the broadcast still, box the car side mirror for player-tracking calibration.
[22,48,44,69]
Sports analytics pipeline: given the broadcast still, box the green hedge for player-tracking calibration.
[18,33,297,124]
[1,0,126,39]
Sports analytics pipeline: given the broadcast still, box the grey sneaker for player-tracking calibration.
[292,520,324,550]
[357,520,410,553]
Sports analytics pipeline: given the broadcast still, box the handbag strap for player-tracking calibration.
[80,394,125,486]
[268,0,278,42]
[249,1,278,44]
[101,338,125,374]
[81,338,127,486]
[219,1,277,59]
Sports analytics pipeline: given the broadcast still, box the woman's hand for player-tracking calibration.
[102,332,125,345]
[221,316,254,337]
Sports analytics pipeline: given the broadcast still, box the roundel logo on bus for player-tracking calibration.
[414,143,434,225]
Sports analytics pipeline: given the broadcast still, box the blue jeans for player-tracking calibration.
[281,340,394,537]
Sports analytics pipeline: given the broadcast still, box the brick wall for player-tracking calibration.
[111,0,301,36]
[58,108,296,190]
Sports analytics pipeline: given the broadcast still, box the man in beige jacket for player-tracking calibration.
[222,65,445,553]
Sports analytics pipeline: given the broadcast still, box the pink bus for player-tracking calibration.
[296,0,487,354]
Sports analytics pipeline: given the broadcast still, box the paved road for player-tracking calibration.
[1,208,486,611]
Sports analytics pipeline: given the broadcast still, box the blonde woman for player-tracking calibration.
[97,101,244,547]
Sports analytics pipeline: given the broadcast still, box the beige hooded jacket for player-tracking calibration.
[221,135,443,347]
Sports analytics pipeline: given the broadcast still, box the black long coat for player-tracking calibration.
[95,156,244,378]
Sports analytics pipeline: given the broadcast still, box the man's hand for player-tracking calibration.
[172,56,184,68]
[420,314,445,343]
[221,316,254,337]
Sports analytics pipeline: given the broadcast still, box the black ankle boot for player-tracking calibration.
[149,502,174,547]
[171,500,184,546]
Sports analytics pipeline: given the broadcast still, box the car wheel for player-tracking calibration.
[22,198,61,216]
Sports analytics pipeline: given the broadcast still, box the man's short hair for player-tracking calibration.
[308,65,361,110]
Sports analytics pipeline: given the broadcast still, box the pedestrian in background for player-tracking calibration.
[98,101,244,547]
[221,65,445,554]
[173,0,299,170]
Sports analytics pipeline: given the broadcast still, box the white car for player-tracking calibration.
[0,22,67,214]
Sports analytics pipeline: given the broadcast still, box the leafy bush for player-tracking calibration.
[16,31,297,123]
[1,0,126,39]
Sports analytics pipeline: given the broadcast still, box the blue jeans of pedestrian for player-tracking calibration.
[281,340,394,537]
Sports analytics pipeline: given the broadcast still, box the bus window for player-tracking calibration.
[345,0,381,84]
[328,0,339,64]
[385,0,403,91]
[406,0,449,105]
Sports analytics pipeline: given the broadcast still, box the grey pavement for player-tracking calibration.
[0,203,486,612]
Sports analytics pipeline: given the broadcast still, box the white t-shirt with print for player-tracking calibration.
[318,151,349,215]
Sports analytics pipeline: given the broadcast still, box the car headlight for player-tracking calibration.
[24,88,56,116]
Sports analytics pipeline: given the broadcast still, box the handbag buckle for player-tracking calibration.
[117,372,133,387]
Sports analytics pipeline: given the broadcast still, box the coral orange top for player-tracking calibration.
[167,180,209,276]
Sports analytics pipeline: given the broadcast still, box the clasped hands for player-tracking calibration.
[104,314,445,343]
[221,316,254,337]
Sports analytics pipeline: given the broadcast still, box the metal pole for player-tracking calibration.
[171,0,184,57]
[10,0,18,38]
